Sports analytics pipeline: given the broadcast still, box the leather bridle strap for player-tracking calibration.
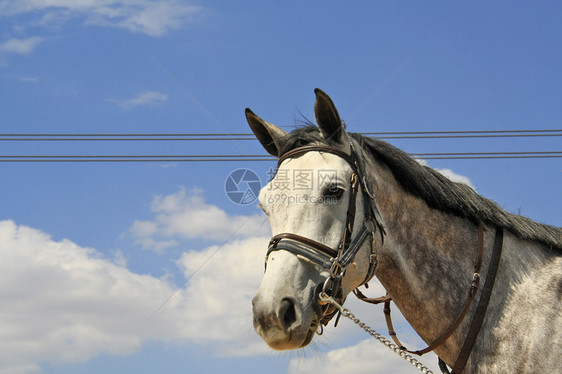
[277,145,356,169]
[276,144,361,261]
[267,142,385,325]
[270,233,338,258]
[449,227,504,373]
[267,222,374,273]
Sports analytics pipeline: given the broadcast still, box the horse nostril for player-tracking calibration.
[280,298,297,329]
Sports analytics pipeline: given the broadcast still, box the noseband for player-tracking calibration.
[266,141,386,325]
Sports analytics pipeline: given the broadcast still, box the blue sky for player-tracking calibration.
[0,1,560,373]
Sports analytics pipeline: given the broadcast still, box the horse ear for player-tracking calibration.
[314,88,344,144]
[245,108,288,157]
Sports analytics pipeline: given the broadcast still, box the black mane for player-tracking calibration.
[280,126,562,251]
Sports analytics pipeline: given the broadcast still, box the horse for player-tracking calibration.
[246,89,561,373]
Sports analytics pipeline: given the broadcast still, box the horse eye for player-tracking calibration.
[323,185,345,200]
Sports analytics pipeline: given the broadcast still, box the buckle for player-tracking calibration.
[328,259,344,278]
[470,273,481,296]
[268,237,281,248]
[350,173,359,189]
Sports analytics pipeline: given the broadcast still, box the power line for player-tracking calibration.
[1,130,559,161]
[0,155,272,162]
[0,129,560,141]
[0,151,560,162]
[411,151,562,160]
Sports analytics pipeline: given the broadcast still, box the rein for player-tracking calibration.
[265,142,504,373]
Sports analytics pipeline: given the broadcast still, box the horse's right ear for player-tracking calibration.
[314,88,344,145]
[245,108,288,157]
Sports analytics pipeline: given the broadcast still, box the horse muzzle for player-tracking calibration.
[251,293,316,350]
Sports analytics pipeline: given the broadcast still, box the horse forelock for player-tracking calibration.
[278,125,329,155]
[279,126,562,252]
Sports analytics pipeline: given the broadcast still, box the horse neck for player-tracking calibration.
[361,154,559,369]
[368,161,492,358]
[368,158,556,362]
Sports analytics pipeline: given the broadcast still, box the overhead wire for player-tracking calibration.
[0,152,560,162]
[0,129,559,162]
[0,129,560,141]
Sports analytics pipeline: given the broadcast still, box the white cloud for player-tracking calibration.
[0,219,270,373]
[174,236,271,345]
[0,37,43,55]
[126,91,169,106]
[437,168,475,189]
[0,190,449,373]
[0,220,171,371]
[288,339,441,374]
[18,76,39,83]
[0,0,204,37]
[1,73,39,82]
[416,159,475,189]
[108,90,169,109]
[129,187,269,252]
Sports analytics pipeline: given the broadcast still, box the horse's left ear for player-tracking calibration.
[245,108,288,157]
[314,88,344,144]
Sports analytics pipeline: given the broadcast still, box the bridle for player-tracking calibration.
[263,139,505,374]
[266,139,386,325]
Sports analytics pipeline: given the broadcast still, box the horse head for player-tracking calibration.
[246,89,383,350]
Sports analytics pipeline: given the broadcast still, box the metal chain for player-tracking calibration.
[319,292,434,374]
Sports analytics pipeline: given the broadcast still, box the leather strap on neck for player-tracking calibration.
[364,221,484,356]
[374,223,504,373]
[449,227,504,373]
[380,221,486,356]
